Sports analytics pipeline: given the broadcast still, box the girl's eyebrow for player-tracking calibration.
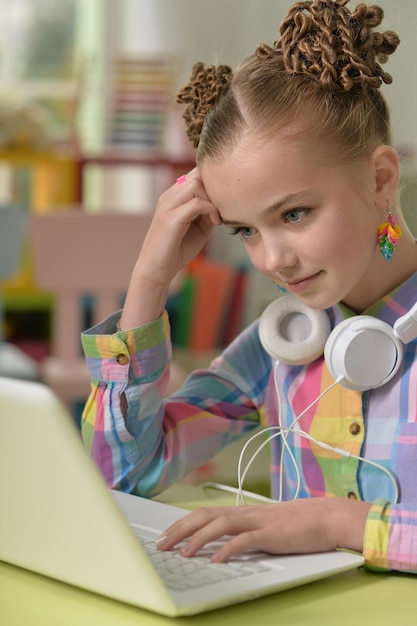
[221,189,313,226]
[262,189,313,216]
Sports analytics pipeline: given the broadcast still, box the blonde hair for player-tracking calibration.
[177,0,400,165]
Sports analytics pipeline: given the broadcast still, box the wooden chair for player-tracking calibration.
[29,210,186,418]
[0,205,39,380]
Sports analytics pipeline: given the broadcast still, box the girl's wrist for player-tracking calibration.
[332,499,371,553]
[118,268,170,330]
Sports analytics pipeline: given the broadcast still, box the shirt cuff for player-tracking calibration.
[81,310,171,383]
[363,498,392,571]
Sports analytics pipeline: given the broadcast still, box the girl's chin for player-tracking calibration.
[293,292,339,311]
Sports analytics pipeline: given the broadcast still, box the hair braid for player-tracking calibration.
[259,0,399,93]
[176,62,233,148]
[177,1,400,166]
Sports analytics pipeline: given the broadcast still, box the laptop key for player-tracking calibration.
[140,539,274,591]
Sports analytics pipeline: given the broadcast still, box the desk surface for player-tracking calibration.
[1,486,414,626]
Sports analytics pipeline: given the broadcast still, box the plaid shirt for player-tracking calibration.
[81,271,417,573]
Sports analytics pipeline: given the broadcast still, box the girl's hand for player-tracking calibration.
[157,498,371,562]
[120,168,221,327]
[137,168,221,288]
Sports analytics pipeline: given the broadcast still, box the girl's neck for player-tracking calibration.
[342,225,417,313]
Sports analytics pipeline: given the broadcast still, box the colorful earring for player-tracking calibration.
[377,208,402,262]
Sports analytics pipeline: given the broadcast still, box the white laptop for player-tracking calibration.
[0,377,364,617]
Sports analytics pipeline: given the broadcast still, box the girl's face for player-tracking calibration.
[201,133,385,312]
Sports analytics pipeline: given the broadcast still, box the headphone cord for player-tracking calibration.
[234,363,399,505]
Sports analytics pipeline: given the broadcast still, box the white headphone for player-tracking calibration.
[259,294,417,391]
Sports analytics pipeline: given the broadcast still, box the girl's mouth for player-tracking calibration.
[287,272,322,293]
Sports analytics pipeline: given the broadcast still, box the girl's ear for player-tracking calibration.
[369,145,400,209]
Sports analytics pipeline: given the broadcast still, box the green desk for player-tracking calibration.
[1,486,414,626]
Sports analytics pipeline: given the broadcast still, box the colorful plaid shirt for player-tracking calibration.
[81,270,417,573]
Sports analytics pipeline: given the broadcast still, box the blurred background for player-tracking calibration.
[1,0,416,487]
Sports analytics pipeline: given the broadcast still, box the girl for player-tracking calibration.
[81,0,417,572]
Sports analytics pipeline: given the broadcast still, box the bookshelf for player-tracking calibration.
[0,149,78,212]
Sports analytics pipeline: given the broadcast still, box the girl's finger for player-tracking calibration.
[158,507,258,556]
[210,529,267,563]
[157,507,232,548]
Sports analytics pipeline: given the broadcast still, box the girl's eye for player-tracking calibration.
[229,226,257,239]
[283,208,309,224]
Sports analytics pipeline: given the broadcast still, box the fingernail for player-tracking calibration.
[157,534,168,547]
[180,543,192,556]
[211,550,225,563]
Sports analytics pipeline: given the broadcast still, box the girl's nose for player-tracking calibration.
[262,238,296,275]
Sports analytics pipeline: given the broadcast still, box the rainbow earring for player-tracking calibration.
[377,208,402,262]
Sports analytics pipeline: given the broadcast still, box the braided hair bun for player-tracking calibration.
[177,1,400,155]
[258,0,400,93]
[176,62,233,148]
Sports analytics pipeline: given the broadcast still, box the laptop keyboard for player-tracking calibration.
[140,538,276,592]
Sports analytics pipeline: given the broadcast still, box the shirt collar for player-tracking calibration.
[331,270,417,327]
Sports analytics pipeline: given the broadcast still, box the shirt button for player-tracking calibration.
[116,354,129,366]
[347,491,358,500]
[349,422,361,436]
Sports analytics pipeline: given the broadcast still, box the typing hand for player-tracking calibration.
[157,498,370,562]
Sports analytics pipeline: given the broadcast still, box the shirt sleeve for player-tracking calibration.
[81,310,268,497]
[364,498,417,572]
